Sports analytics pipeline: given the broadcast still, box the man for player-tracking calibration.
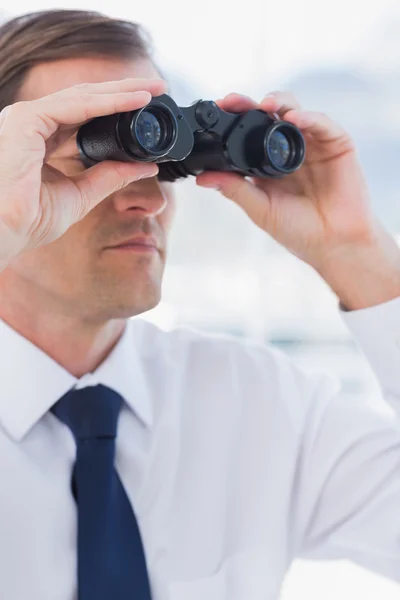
[0,8,399,600]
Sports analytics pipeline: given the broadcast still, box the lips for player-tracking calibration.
[108,236,159,250]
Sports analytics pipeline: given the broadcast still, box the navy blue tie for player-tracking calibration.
[51,384,152,600]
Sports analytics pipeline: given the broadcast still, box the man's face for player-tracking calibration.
[11,56,176,321]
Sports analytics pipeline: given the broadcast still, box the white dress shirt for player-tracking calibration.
[0,298,400,600]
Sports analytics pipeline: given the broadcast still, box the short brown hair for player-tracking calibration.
[0,9,156,112]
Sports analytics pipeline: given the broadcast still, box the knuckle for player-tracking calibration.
[78,93,93,118]
[0,104,11,118]
[113,172,136,190]
[278,91,301,108]
[268,89,296,98]
[0,102,34,136]
[0,105,11,128]
[225,179,246,202]
[72,82,92,92]
[285,94,301,109]
[113,163,144,183]
[285,91,298,101]
[4,101,29,120]
[59,92,92,121]
[57,82,92,100]
[117,179,132,191]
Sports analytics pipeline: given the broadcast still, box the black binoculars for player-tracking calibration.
[77,94,306,182]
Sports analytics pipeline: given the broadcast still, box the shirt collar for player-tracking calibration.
[0,318,153,442]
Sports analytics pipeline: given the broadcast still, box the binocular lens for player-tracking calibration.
[131,106,177,156]
[262,122,305,173]
[267,130,291,169]
[134,110,162,151]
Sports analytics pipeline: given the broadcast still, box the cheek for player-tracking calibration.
[8,236,75,286]
[160,188,177,232]
[38,217,92,270]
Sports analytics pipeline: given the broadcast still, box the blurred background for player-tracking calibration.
[2,0,400,597]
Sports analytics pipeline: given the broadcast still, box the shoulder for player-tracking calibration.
[129,318,339,434]
[130,316,287,367]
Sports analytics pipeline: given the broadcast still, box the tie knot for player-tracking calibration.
[51,384,123,441]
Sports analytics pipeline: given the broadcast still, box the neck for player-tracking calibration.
[0,274,126,378]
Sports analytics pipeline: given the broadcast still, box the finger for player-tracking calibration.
[196,171,270,231]
[2,75,167,134]
[0,105,10,129]
[216,93,259,114]
[70,161,160,219]
[1,90,153,142]
[61,77,167,97]
[282,109,350,143]
[259,91,302,119]
[38,89,154,134]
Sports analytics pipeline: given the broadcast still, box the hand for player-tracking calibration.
[0,77,167,267]
[196,91,377,272]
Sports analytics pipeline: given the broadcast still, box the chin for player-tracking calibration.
[108,289,162,320]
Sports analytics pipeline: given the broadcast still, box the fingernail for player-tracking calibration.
[140,168,159,179]
[198,182,220,190]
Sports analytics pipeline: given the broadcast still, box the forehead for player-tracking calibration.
[18,56,162,101]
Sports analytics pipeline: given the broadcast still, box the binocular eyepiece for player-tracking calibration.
[77,94,306,182]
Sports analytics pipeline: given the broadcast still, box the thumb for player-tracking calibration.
[196,172,272,232]
[71,160,159,218]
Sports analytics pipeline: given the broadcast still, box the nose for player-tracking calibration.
[112,176,169,216]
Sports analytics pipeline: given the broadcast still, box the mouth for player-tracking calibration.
[107,244,158,253]
[105,236,160,254]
